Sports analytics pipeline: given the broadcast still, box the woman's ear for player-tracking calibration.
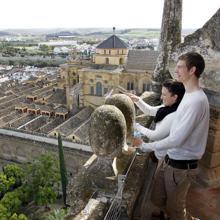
[173,94,178,103]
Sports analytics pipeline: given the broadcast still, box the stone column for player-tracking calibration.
[153,0,182,92]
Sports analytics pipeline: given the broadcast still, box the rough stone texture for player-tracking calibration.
[122,154,151,218]
[199,101,220,185]
[171,8,220,93]
[206,130,220,153]
[105,94,135,138]
[198,165,220,186]
[172,8,220,58]
[72,198,107,220]
[67,105,128,216]
[89,105,126,157]
[201,150,220,168]
[153,0,182,85]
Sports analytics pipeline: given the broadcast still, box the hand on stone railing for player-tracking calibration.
[126,93,140,102]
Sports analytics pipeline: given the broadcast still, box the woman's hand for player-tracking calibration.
[127,93,140,102]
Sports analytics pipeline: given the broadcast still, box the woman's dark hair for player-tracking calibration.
[162,79,185,105]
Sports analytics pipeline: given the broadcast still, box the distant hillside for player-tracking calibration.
[0,31,11,36]
[46,31,80,38]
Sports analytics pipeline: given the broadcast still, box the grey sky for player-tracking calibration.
[0,0,219,29]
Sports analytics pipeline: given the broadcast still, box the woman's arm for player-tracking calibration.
[128,93,162,116]
[135,99,162,116]
[135,113,173,140]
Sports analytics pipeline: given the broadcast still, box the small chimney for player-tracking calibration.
[113,27,116,48]
[113,27,116,35]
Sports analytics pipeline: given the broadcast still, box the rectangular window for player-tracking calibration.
[104,88,108,94]
[143,83,146,92]
[127,82,130,90]
[90,86,94,95]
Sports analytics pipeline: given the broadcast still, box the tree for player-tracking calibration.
[0,203,9,219]
[3,164,24,187]
[0,191,22,215]
[11,213,28,220]
[0,173,15,198]
[36,186,57,207]
[58,133,68,206]
[23,153,60,206]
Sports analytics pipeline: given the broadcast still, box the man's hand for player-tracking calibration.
[132,138,153,153]
[132,137,142,147]
[127,93,140,102]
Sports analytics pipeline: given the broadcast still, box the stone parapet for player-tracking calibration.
[206,130,220,153]
[198,165,220,186]
[201,150,220,168]
[199,89,220,186]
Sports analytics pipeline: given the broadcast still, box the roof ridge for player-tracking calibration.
[97,34,128,49]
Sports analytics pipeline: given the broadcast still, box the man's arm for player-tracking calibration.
[141,102,203,151]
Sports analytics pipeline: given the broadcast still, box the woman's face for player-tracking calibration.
[161,86,177,106]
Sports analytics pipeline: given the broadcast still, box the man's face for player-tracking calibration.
[175,60,191,83]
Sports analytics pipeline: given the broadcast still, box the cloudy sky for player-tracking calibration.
[0,0,219,29]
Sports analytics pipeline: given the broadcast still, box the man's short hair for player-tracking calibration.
[178,52,205,78]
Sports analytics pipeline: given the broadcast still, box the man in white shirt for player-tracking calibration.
[133,52,210,220]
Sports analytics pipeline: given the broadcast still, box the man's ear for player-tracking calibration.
[190,66,196,75]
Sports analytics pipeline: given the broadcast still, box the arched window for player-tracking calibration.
[119,58,123,65]
[143,83,151,91]
[96,82,102,96]
[106,58,109,64]
[127,82,131,90]
[90,86,94,95]
[127,82,134,90]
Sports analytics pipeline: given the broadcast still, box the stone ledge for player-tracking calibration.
[198,165,220,187]
[206,130,220,153]
[201,150,220,168]
[209,118,220,131]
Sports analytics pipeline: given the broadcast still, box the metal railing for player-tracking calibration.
[104,152,137,220]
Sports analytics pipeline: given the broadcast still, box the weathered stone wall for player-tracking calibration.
[198,90,220,186]
[171,8,220,93]
[0,134,91,174]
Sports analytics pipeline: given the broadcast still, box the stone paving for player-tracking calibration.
[151,181,220,220]
[187,181,220,220]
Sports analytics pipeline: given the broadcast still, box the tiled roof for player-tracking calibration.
[125,50,159,72]
[97,35,128,49]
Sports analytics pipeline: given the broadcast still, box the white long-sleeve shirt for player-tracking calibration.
[135,99,173,159]
[141,89,210,160]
